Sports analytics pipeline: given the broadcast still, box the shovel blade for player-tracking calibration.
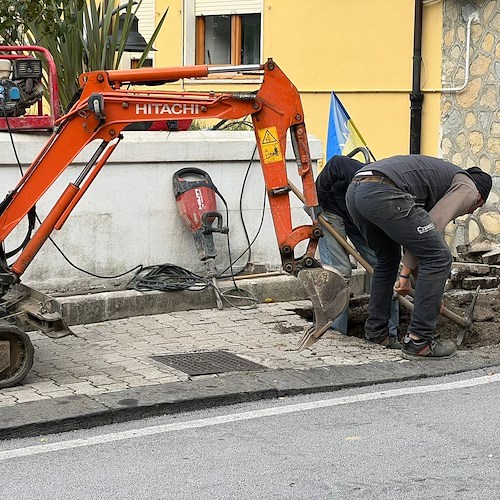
[297,267,349,351]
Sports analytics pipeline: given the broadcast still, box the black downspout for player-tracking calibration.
[409,0,424,154]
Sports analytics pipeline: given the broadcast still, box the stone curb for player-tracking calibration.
[2,349,499,440]
[56,275,311,326]
[55,271,368,326]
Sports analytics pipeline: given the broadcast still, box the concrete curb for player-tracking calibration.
[2,350,499,440]
[56,271,368,326]
[57,274,311,326]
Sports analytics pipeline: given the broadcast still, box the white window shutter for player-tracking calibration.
[195,0,262,16]
[135,0,156,42]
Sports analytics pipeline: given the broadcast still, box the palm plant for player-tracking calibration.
[20,0,168,110]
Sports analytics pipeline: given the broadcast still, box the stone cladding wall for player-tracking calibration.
[440,0,500,254]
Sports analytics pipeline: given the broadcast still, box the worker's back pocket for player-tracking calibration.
[359,186,415,223]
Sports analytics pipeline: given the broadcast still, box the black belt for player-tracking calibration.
[352,175,397,188]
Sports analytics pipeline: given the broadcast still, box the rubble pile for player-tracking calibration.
[449,241,500,290]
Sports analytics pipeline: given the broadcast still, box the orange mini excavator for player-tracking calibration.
[0,48,347,388]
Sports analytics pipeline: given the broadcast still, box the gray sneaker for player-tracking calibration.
[401,335,457,360]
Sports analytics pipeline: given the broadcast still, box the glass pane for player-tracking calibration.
[241,14,261,64]
[204,15,231,64]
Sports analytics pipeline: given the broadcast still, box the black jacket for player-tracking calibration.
[357,155,466,211]
[316,155,364,234]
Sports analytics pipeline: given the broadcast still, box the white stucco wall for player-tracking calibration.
[0,131,322,293]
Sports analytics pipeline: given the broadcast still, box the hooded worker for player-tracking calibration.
[345,155,492,360]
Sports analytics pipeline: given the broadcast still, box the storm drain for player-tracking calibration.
[152,350,265,376]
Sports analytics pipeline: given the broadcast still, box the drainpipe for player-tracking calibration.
[409,0,423,154]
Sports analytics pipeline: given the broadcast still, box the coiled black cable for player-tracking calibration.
[127,264,210,292]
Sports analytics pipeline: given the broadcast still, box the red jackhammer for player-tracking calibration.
[173,168,228,309]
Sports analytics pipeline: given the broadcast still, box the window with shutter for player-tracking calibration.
[184,0,262,67]
[135,0,156,43]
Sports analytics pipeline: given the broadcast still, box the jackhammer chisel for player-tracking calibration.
[288,180,478,347]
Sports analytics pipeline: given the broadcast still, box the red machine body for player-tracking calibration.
[173,168,218,232]
[173,168,227,262]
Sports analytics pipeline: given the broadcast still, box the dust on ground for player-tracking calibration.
[348,289,500,349]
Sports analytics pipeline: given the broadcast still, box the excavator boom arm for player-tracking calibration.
[0,59,321,280]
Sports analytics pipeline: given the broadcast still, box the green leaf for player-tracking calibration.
[136,7,169,68]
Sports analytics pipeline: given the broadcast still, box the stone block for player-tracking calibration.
[451,262,492,278]
[481,245,500,264]
[456,242,496,263]
[462,276,499,290]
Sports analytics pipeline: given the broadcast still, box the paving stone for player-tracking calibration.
[12,391,51,403]
[46,373,85,385]
[44,389,77,398]
[0,399,16,407]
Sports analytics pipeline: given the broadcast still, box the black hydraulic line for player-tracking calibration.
[409,0,424,154]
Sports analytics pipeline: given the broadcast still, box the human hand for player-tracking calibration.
[394,277,413,296]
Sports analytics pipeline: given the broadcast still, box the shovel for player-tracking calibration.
[297,267,349,351]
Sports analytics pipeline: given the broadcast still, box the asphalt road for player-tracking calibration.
[1,368,499,500]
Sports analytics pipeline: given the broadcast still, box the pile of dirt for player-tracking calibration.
[348,289,500,349]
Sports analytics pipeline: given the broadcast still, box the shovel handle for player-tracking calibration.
[404,289,468,328]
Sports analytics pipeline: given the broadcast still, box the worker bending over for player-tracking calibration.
[346,155,491,360]
[316,155,399,346]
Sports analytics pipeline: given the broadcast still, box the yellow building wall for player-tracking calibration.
[154,1,184,67]
[153,0,443,161]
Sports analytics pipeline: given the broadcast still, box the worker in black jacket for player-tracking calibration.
[346,155,491,360]
[316,155,399,344]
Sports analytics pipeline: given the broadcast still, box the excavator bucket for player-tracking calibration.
[297,267,349,351]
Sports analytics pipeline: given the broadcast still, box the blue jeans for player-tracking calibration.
[346,180,452,341]
[318,210,399,337]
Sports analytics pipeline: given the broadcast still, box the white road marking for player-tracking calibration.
[1,372,499,461]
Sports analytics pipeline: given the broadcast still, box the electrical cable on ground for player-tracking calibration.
[126,264,211,292]
[125,263,257,310]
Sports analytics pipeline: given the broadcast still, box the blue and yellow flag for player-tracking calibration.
[326,92,373,162]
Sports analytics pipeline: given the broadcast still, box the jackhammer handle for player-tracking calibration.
[288,180,466,326]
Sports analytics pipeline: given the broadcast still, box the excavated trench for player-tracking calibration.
[351,290,500,349]
[295,289,500,349]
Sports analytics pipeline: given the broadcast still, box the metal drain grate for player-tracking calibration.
[152,350,265,376]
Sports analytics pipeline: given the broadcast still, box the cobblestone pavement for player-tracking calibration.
[0,300,402,408]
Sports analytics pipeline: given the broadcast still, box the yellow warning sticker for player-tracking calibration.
[258,126,283,164]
